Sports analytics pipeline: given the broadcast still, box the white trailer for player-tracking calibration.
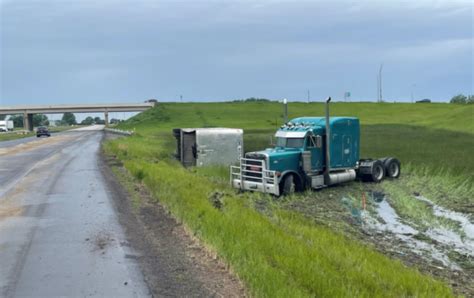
[0,120,14,132]
[173,128,243,167]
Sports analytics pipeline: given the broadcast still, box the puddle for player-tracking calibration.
[375,200,417,235]
[415,196,474,258]
[358,193,461,270]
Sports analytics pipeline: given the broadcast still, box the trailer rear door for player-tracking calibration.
[181,131,197,167]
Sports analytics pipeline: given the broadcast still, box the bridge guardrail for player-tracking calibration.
[104,127,134,136]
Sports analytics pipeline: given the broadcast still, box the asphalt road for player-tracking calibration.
[0,126,150,297]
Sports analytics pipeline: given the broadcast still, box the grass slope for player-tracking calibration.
[103,102,473,296]
[122,102,474,177]
[124,102,474,134]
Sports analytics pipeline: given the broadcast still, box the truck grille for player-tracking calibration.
[243,154,266,182]
[230,157,278,195]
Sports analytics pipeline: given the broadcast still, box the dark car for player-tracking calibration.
[416,98,431,103]
[36,126,51,137]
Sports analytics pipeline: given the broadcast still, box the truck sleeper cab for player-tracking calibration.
[230,98,400,196]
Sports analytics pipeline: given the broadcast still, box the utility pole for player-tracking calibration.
[377,75,379,102]
[307,90,310,103]
[378,63,384,102]
[410,84,416,103]
[180,95,183,102]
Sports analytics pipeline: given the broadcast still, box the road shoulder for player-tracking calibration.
[99,135,246,297]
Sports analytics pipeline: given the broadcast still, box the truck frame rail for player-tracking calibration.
[230,158,280,196]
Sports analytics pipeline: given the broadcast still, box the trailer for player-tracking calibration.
[0,120,14,132]
[230,97,400,196]
[174,128,243,167]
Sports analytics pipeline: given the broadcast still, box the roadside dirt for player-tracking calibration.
[100,133,246,297]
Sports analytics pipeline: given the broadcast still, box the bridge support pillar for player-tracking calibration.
[104,111,109,127]
[23,112,33,131]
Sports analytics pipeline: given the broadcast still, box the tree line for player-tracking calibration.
[5,112,120,128]
[450,94,474,104]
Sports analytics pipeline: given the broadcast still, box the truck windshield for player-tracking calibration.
[276,137,304,148]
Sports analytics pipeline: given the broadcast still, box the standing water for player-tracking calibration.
[363,195,461,270]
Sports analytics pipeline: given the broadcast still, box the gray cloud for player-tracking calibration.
[1,0,472,104]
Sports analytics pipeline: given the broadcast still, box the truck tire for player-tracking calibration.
[360,160,384,182]
[383,157,401,178]
[280,174,296,196]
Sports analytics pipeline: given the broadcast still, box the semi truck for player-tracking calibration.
[230,98,400,196]
[0,120,14,132]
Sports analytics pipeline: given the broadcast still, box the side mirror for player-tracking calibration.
[270,135,275,146]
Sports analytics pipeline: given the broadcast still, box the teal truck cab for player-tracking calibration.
[231,98,400,196]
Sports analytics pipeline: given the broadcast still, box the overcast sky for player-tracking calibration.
[1,0,472,105]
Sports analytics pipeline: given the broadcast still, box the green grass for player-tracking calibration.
[0,131,34,141]
[119,102,474,178]
[121,101,474,134]
[101,101,474,296]
[102,147,453,297]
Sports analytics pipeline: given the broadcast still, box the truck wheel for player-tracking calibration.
[383,157,401,178]
[281,174,296,196]
[371,160,385,182]
[360,160,384,183]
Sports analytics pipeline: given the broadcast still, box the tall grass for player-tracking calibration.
[104,140,453,297]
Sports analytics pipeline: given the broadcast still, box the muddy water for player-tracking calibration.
[415,196,474,258]
[362,199,460,270]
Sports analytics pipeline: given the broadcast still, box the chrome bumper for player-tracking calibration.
[230,158,279,196]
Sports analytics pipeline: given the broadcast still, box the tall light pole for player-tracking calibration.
[410,84,416,103]
[378,63,384,102]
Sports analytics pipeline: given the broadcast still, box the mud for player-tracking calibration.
[363,198,460,270]
[415,196,474,255]
[278,185,474,297]
[91,231,115,252]
[100,133,246,297]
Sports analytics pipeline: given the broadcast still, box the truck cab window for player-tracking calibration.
[276,137,304,148]
[306,135,322,148]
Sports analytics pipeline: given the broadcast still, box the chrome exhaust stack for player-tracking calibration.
[324,97,331,185]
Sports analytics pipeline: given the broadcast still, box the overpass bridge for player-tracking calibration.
[0,102,155,131]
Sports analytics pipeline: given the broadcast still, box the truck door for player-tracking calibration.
[306,135,322,171]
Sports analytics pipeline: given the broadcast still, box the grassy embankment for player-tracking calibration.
[104,102,473,296]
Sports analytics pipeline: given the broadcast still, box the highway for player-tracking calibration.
[0,126,150,297]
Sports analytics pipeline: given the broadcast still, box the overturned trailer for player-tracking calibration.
[173,128,243,167]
